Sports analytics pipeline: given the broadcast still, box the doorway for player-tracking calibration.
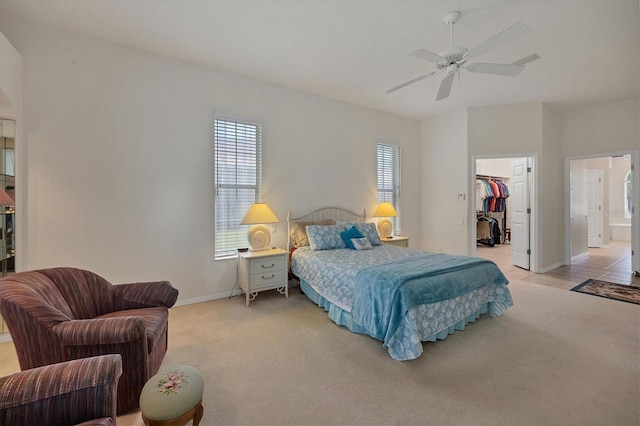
[567,152,639,276]
[472,155,535,271]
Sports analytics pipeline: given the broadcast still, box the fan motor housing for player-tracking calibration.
[437,46,468,69]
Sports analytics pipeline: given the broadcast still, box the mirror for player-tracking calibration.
[0,118,15,276]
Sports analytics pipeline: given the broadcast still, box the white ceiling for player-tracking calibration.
[0,0,638,119]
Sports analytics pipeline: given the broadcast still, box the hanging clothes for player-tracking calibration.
[476,178,510,213]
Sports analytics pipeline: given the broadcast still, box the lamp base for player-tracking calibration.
[377,218,393,238]
[247,224,271,252]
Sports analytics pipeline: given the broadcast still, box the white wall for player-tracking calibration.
[563,98,640,157]
[0,18,421,302]
[0,31,22,272]
[539,104,564,270]
[420,110,468,255]
[570,159,589,259]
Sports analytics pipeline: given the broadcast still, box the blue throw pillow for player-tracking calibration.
[306,224,347,250]
[340,226,364,250]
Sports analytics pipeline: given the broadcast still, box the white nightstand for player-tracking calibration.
[237,247,288,306]
[380,236,409,247]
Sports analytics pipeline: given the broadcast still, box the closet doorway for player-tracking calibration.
[473,156,535,271]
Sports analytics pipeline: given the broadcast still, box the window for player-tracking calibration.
[376,142,401,234]
[214,115,262,258]
[625,169,632,219]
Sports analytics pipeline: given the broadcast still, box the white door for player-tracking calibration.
[586,170,603,248]
[511,158,530,269]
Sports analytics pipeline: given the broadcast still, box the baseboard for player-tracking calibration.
[537,261,565,274]
[571,252,589,263]
[174,289,243,307]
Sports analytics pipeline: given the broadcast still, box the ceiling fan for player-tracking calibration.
[386,11,540,101]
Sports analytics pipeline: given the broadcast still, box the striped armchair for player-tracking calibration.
[0,267,179,413]
[0,354,122,426]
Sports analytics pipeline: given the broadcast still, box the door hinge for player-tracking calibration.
[527,208,531,214]
[527,166,532,173]
[599,205,601,210]
[632,163,635,171]
[527,249,531,255]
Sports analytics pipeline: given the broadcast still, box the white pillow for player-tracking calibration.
[352,237,373,250]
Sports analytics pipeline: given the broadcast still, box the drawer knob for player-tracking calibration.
[261,274,275,280]
[262,263,275,269]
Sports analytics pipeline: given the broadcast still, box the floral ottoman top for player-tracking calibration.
[156,370,189,394]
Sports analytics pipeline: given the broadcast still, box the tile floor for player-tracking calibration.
[476,239,639,290]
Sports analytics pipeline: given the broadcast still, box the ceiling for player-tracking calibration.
[0,0,638,119]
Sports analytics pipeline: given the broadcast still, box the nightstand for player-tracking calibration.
[380,236,409,247]
[237,247,288,306]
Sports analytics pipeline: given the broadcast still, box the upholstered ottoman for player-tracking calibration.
[140,365,204,426]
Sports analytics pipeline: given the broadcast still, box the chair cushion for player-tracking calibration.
[96,307,168,353]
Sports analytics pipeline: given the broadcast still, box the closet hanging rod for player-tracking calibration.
[476,174,504,181]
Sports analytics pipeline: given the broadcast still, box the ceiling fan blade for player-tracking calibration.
[467,23,531,59]
[466,62,525,77]
[436,74,454,101]
[385,72,436,94]
[409,48,445,64]
[512,53,541,66]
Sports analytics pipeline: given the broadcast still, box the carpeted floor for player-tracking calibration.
[0,279,638,425]
[571,279,640,305]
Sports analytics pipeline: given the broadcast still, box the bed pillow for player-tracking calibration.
[352,237,373,250]
[290,219,334,247]
[340,226,364,250]
[306,224,347,251]
[344,222,382,246]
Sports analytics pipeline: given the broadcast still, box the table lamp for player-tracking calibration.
[240,203,280,252]
[373,202,398,238]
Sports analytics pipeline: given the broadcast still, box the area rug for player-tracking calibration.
[571,279,640,305]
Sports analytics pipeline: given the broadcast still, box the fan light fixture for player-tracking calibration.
[386,11,540,101]
[373,202,398,238]
[240,203,280,252]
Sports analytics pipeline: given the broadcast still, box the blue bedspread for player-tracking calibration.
[351,253,509,345]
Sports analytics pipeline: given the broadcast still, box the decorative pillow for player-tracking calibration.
[344,222,382,246]
[340,226,364,250]
[290,220,334,247]
[352,237,373,250]
[306,224,347,251]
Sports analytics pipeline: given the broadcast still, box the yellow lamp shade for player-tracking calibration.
[240,203,280,225]
[372,202,398,218]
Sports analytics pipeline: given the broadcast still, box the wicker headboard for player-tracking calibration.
[287,207,367,251]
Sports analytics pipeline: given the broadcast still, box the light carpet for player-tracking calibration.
[1,279,638,425]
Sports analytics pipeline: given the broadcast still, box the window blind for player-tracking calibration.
[377,142,401,234]
[214,116,262,258]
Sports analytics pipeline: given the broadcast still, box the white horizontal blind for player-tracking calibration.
[214,115,262,258]
[377,142,401,234]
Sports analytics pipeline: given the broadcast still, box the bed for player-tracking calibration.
[288,207,513,361]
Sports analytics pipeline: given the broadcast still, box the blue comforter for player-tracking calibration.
[351,253,509,345]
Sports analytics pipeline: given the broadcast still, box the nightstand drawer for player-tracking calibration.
[250,257,285,274]
[249,269,286,289]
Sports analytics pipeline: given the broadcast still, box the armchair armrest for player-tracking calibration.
[0,354,122,426]
[112,280,178,310]
[53,317,146,345]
